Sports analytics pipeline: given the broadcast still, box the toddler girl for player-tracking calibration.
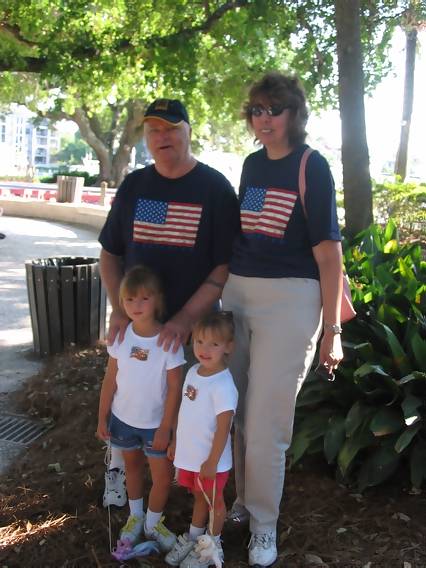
[97,265,185,551]
[166,312,238,567]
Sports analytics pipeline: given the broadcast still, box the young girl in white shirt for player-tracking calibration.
[166,312,238,567]
[97,265,185,551]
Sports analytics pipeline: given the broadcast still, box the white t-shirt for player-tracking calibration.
[174,364,238,473]
[107,323,185,429]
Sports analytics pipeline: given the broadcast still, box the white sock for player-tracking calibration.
[109,447,125,471]
[128,498,144,518]
[212,534,221,544]
[189,524,205,540]
[145,508,162,532]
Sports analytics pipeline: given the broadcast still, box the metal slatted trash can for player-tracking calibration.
[25,257,106,357]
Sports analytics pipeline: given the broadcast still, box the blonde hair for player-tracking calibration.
[192,311,234,344]
[119,265,165,320]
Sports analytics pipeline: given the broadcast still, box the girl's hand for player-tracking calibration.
[199,459,217,480]
[96,420,110,441]
[319,331,343,371]
[152,426,171,451]
[167,440,176,461]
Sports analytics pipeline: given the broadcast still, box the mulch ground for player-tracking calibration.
[1,346,425,568]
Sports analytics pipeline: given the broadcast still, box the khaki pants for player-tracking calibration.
[222,274,322,533]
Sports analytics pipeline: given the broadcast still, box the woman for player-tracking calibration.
[222,71,344,567]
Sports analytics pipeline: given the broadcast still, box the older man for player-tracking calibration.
[98,98,240,512]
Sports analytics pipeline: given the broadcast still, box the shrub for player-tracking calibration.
[374,179,426,244]
[290,220,426,491]
[39,170,98,186]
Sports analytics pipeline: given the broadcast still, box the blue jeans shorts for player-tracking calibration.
[109,413,167,458]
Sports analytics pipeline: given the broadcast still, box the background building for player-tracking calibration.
[0,106,60,178]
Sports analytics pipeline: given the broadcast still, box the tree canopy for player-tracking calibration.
[0,1,410,205]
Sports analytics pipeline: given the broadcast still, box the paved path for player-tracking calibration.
[0,215,101,472]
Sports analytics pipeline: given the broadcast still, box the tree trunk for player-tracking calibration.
[110,146,133,188]
[334,0,373,239]
[97,154,113,186]
[394,27,417,182]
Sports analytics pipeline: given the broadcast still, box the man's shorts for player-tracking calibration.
[109,413,167,458]
[177,468,229,495]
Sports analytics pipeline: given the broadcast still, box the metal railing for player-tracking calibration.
[0,178,117,206]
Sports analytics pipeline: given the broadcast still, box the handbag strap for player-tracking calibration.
[298,146,314,218]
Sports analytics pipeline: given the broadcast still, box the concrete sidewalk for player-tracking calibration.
[0,215,101,472]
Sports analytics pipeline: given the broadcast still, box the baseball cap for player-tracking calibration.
[143,99,190,125]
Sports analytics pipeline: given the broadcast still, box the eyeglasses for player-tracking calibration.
[248,104,289,117]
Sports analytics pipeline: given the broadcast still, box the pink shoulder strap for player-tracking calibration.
[298,147,313,218]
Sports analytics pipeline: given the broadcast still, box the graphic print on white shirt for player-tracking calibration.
[174,364,238,473]
[107,323,185,429]
[240,186,297,238]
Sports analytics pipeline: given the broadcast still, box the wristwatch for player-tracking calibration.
[324,323,342,334]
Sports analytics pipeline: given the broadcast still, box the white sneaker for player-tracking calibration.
[119,513,145,545]
[103,468,127,507]
[144,517,177,553]
[165,533,195,566]
[226,503,250,524]
[248,531,277,566]
[180,537,224,568]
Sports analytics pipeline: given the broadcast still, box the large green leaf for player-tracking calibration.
[370,407,404,436]
[410,333,426,370]
[384,218,397,242]
[289,411,332,465]
[345,401,372,437]
[357,445,400,491]
[394,423,422,454]
[373,322,411,377]
[401,394,423,426]
[288,432,310,466]
[398,372,426,385]
[338,421,374,477]
[354,362,390,378]
[324,415,346,464]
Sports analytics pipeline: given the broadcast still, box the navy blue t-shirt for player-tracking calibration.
[99,162,240,318]
[229,145,340,280]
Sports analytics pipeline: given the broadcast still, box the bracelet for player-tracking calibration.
[324,323,342,334]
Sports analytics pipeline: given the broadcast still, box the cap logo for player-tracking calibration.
[154,99,169,111]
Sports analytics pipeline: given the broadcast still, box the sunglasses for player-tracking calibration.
[248,104,290,117]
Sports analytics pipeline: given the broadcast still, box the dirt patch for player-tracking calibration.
[1,346,425,567]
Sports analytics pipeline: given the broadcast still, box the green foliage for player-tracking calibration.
[53,132,92,165]
[374,179,426,243]
[290,220,426,491]
[0,1,405,148]
[40,170,98,186]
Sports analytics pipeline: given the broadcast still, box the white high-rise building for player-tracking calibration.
[0,105,60,177]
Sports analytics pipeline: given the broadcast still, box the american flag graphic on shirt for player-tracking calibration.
[133,198,202,247]
[240,186,298,238]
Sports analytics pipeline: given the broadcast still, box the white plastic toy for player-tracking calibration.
[194,534,222,568]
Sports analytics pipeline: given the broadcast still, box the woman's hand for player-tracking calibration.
[319,331,343,371]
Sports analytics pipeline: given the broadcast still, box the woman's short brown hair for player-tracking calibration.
[242,71,308,147]
[119,264,165,320]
